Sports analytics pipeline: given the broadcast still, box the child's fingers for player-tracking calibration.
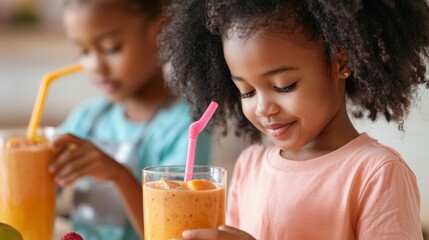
[52,143,77,158]
[49,143,88,174]
[56,169,85,186]
[182,226,254,240]
[51,133,83,149]
[218,225,255,239]
[51,134,83,161]
[218,225,240,233]
[56,155,91,180]
[55,155,96,186]
[182,229,219,239]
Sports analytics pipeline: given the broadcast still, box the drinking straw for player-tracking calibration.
[184,101,218,182]
[27,64,83,142]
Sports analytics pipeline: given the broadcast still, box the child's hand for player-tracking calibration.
[49,134,123,186]
[173,225,255,240]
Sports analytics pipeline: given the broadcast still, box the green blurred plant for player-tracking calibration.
[11,4,39,25]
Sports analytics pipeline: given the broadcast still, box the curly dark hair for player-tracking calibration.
[63,0,169,18]
[160,0,429,143]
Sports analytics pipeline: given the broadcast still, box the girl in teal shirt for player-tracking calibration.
[49,0,211,239]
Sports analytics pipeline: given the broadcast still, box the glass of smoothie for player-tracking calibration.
[143,165,227,240]
[0,127,57,240]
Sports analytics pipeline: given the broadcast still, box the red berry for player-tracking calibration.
[60,232,83,240]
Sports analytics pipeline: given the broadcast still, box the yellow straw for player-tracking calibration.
[27,63,83,141]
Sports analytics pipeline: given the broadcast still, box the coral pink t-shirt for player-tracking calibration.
[227,133,422,240]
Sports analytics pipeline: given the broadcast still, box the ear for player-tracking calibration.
[332,48,351,80]
[147,13,167,42]
[141,14,166,55]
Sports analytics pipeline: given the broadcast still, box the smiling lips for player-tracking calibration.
[264,122,295,138]
[99,81,119,94]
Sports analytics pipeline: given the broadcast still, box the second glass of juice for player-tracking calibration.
[0,128,57,240]
[143,165,227,240]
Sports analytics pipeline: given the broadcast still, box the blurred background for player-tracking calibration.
[0,0,428,238]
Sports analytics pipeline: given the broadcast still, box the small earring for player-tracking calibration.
[343,72,350,77]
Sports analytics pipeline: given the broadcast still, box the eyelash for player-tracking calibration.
[240,91,255,99]
[77,44,121,57]
[274,82,297,93]
[105,45,122,54]
[240,82,297,99]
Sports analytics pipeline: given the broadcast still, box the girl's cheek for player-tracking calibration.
[242,104,262,130]
[241,102,255,118]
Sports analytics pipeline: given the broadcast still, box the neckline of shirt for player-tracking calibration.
[265,133,374,172]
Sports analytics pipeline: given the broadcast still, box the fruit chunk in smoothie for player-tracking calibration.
[154,178,216,190]
[186,179,216,190]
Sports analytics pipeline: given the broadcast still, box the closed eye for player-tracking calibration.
[78,47,89,57]
[274,82,297,93]
[240,90,255,99]
[104,45,122,55]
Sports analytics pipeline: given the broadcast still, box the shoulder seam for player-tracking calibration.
[352,157,405,227]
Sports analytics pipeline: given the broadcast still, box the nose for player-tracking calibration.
[255,93,279,118]
[81,52,109,77]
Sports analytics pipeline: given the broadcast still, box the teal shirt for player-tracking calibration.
[60,97,212,240]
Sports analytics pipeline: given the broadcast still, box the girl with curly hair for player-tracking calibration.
[161,0,429,239]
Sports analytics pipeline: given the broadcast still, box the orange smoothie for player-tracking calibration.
[143,179,226,240]
[0,136,56,240]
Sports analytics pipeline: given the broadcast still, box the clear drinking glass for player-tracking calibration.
[143,165,227,240]
[0,128,57,240]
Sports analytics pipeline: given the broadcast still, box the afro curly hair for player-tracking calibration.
[160,0,429,143]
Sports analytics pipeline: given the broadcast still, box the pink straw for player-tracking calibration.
[184,101,218,182]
